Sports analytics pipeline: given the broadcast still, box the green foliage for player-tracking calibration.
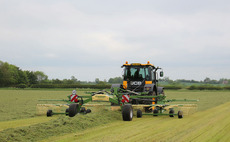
[0,61,49,87]
[16,83,27,89]
[30,84,111,89]
[187,85,222,90]
[162,85,182,90]
[25,71,38,85]
[224,86,230,90]
[108,77,123,83]
[0,61,29,87]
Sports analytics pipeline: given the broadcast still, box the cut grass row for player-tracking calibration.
[41,101,230,142]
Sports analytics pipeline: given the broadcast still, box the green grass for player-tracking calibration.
[0,89,95,121]
[47,102,230,142]
[0,89,230,142]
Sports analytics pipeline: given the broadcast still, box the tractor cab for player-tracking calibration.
[122,61,163,94]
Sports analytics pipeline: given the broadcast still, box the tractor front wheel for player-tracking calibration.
[122,105,133,121]
[69,103,79,117]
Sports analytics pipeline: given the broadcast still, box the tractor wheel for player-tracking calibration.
[86,109,91,113]
[178,111,183,119]
[169,109,174,117]
[137,109,142,118]
[122,105,133,121]
[65,108,69,116]
[80,107,86,113]
[69,103,79,117]
[153,109,158,116]
[47,110,53,117]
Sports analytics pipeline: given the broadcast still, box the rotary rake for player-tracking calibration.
[38,61,198,121]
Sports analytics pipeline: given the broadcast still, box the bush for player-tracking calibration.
[163,85,182,90]
[187,85,222,90]
[223,86,230,90]
[16,83,27,89]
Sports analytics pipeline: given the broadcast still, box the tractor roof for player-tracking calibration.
[122,61,155,68]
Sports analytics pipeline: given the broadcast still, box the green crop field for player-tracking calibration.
[0,89,230,142]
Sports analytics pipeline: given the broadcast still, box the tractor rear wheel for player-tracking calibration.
[178,111,183,119]
[122,105,133,121]
[69,103,79,117]
[47,110,53,117]
[137,109,142,118]
[153,109,158,116]
[169,109,174,117]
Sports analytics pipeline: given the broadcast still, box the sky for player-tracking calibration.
[0,0,230,81]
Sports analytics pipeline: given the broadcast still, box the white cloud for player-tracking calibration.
[0,0,230,81]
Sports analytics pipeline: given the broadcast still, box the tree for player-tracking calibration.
[108,77,123,83]
[25,71,38,85]
[34,71,48,83]
[204,77,211,83]
[18,69,28,84]
[95,78,100,84]
[52,79,62,84]
[71,76,78,83]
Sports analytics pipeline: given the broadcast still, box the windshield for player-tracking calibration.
[124,66,149,81]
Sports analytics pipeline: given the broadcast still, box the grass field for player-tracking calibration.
[0,89,230,142]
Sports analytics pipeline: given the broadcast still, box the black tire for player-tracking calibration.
[178,110,183,119]
[153,109,158,116]
[69,103,79,117]
[137,109,142,118]
[86,109,91,113]
[47,110,53,117]
[80,107,86,113]
[169,109,175,117]
[122,105,133,121]
[65,108,69,116]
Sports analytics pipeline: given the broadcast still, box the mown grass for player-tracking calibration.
[0,89,230,142]
[0,89,94,121]
[52,102,230,142]
[0,109,121,142]
[1,89,229,121]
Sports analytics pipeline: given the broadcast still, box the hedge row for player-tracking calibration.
[30,84,111,89]
[187,85,230,90]
[17,83,230,91]
[162,85,182,90]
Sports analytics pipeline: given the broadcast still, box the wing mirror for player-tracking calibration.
[160,71,164,77]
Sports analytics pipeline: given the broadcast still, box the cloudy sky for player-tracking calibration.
[0,0,229,81]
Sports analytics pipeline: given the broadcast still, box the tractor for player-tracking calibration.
[112,61,164,106]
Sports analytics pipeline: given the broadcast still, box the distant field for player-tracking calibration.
[0,89,230,142]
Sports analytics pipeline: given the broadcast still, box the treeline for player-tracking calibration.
[1,60,230,90]
[160,77,230,85]
[0,61,48,87]
[0,61,120,88]
[160,85,230,90]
